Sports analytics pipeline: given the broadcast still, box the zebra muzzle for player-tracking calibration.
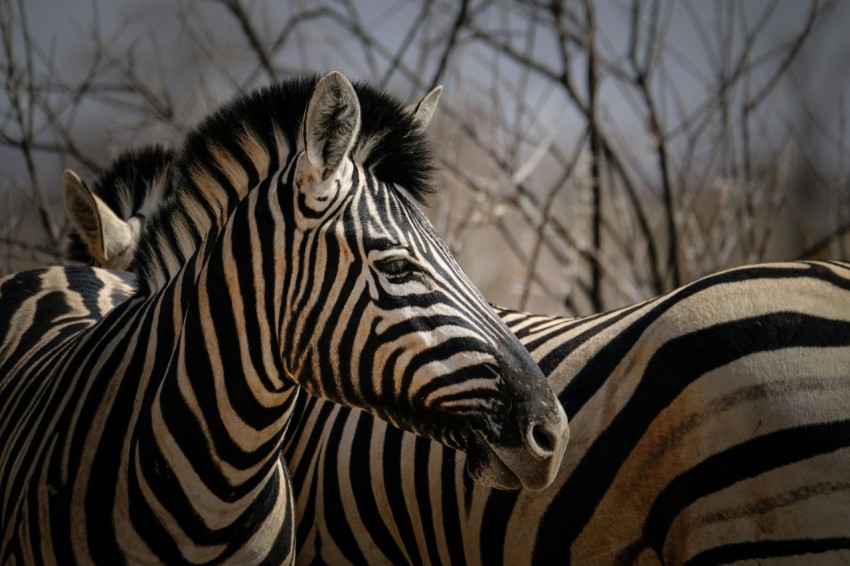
[463,384,569,491]
[494,400,570,491]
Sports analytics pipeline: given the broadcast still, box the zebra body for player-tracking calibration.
[1,73,568,564]
[1,265,296,563]
[62,105,850,564]
[284,260,850,564]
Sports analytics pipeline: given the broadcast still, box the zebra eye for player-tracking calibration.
[376,257,418,282]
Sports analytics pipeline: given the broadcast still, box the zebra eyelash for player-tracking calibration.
[374,256,421,284]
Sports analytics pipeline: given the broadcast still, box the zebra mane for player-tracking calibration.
[132,75,436,292]
[66,145,174,265]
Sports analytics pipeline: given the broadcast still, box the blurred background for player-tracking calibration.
[1,0,849,315]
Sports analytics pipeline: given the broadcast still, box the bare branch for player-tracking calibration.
[221,0,278,81]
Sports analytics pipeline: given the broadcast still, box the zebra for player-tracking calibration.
[286,260,850,565]
[68,144,850,564]
[64,140,850,563]
[0,72,570,564]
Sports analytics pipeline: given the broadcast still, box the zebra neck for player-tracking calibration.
[125,249,299,561]
[135,135,292,293]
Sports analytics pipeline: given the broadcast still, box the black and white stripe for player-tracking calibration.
[62,85,849,565]
[283,260,850,565]
[64,135,850,564]
[1,72,568,564]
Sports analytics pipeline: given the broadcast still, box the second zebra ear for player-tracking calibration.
[405,85,442,130]
[63,170,138,269]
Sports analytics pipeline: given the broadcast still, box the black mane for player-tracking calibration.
[133,75,437,290]
[178,76,435,204]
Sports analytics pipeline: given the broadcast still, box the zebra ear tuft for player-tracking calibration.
[406,85,442,130]
[63,169,136,267]
[302,71,361,183]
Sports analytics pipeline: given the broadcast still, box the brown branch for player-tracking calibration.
[797,222,850,260]
[379,1,432,88]
[627,0,679,288]
[519,128,588,310]
[1,0,59,247]
[429,0,468,90]
[744,0,827,114]
[221,0,278,81]
[580,0,604,311]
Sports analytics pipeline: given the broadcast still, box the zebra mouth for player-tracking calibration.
[464,439,524,490]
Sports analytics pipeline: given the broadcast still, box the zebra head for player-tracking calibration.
[275,72,568,490]
[63,74,569,491]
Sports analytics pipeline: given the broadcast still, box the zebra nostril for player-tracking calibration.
[527,421,557,458]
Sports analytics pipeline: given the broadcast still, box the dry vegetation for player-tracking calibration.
[1,0,848,314]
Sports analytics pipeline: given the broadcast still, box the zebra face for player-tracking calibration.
[277,72,569,491]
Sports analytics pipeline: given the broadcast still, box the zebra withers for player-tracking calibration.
[0,72,568,564]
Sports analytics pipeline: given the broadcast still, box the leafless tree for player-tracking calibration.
[1,0,847,314]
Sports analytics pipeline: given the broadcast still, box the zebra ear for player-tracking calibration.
[301,72,361,190]
[405,85,442,130]
[63,170,136,267]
